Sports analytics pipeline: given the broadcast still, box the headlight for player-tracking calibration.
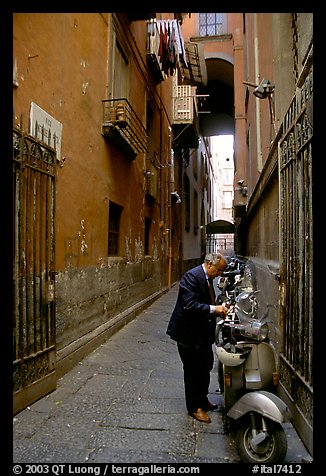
[240,320,269,341]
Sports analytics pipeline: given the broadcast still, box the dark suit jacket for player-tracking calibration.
[166,264,216,347]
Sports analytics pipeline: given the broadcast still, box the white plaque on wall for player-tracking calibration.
[29,102,63,160]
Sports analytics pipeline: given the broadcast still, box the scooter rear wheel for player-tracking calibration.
[236,417,287,464]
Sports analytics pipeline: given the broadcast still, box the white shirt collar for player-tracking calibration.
[202,263,209,280]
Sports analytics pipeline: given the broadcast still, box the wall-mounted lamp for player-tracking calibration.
[235,179,248,197]
[243,78,277,135]
[243,78,275,97]
[253,78,275,99]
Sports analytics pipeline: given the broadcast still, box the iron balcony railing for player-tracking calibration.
[102,98,148,160]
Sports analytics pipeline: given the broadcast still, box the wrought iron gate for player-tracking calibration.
[206,234,234,254]
[13,124,57,414]
[278,68,313,453]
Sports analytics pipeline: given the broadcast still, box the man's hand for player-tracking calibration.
[214,305,229,318]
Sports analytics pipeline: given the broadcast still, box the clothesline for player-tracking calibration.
[156,20,188,67]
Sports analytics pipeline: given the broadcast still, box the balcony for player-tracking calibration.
[102,98,148,161]
[172,84,199,150]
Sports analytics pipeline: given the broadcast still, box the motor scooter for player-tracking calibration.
[215,280,292,464]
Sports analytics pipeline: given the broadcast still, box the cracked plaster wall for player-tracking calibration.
[55,257,164,351]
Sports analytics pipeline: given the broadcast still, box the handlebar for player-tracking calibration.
[221,269,242,277]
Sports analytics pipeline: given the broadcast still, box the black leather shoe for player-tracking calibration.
[203,401,219,411]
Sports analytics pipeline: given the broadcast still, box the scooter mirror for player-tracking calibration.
[217,276,228,291]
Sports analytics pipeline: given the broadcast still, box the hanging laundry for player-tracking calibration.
[176,20,188,67]
[168,21,176,76]
[156,19,185,77]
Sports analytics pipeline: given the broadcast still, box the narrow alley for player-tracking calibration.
[12,12,314,471]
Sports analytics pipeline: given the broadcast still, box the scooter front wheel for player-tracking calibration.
[236,416,287,464]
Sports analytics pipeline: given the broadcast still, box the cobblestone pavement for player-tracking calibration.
[13,285,312,465]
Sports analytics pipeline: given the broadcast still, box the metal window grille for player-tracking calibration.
[144,217,151,255]
[199,13,224,36]
[108,202,122,255]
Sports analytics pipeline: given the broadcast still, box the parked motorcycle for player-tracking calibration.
[216,255,247,298]
[215,255,248,394]
[215,261,291,464]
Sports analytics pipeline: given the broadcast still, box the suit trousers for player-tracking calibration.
[177,342,214,414]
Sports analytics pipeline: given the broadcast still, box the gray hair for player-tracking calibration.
[204,252,226,266]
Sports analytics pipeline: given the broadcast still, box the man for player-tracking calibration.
[166,252,228,423]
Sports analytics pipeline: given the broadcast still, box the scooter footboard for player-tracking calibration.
[227,390,292,424]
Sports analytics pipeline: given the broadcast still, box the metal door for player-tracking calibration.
[13,124,57,414]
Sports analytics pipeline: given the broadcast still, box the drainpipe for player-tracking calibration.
[254,13,263,172]
[168,128,174,288]
[168,208,173,288]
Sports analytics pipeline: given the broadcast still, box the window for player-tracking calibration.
[109,16,130,100]
[199,13,226,36]
[223,191,233,209]
[144,217,151,255]
[193,190,198,233]
[145,102,158,198]
[181,148,190,167]
[146,101,154,136]
[223,168,234,185]
[113,41,128,98]
[108,201,123,255]
[184,173,190,231]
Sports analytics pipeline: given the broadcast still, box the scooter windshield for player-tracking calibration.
[234,291,269,341]
[235,291,256,321]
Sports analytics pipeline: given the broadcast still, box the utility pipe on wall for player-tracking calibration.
[168,140,174,288]
[254,13,263,172]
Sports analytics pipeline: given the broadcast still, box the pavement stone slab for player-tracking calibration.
[196,431,240,461]
[48,392,114,419]
[13,439,92,464]
[99,410,187,431]
[92,426,196,455]
[107,397,186,414]
[88,447,233,463]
